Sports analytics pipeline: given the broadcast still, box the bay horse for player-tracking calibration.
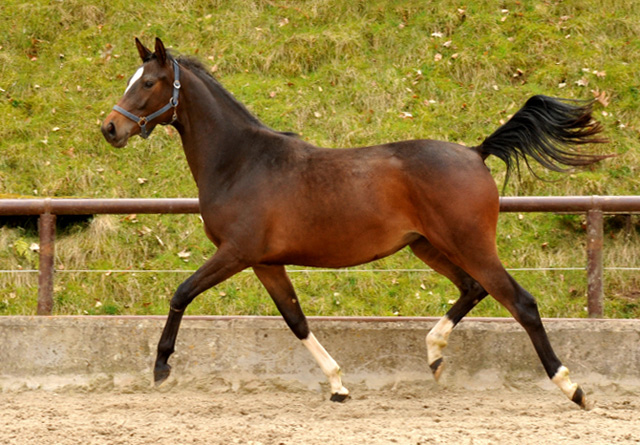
[102,38,609,409]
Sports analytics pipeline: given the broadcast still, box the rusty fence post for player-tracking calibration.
[586,209,604,318]
[37,211,56,315]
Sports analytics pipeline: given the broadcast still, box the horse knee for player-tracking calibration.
[513,291,543,328]
[170,281,194,311]
[286,315,310,340]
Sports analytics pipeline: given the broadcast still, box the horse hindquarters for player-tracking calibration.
[406,160,589,408]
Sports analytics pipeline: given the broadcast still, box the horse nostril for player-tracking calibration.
[102,121,116,141]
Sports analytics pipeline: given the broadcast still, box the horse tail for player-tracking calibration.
[475,95,611,185]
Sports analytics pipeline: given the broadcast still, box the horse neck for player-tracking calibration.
[173,67,267,186]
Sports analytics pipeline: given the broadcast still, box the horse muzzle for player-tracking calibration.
[101,113,134,148]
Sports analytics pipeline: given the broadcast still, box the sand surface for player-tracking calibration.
[1,384,638,444]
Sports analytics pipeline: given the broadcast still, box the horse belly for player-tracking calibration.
[266,214,419,268]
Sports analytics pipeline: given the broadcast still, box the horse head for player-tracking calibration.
[102,38,180,147]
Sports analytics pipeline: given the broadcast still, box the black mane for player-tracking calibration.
[172,54,297,137]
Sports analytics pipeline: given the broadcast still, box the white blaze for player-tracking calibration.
[124,66,144,94]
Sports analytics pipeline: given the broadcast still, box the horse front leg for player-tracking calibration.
[253,264,350,402]
[154,247,246,385]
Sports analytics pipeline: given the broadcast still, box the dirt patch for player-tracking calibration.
[1,384,638,444]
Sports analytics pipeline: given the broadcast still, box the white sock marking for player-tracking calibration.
[302,332,349,396]
[426,316,454,366]
[551,365,578,399]
[125,66,144,94]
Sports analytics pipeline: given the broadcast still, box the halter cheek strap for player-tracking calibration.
[112,59,181,139]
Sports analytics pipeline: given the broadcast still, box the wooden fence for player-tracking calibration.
[2,196,640,317]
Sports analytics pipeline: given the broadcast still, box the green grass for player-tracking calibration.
[1,0,639,318]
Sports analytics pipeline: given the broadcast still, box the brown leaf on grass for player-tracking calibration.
[123,214,138,223]
[591,89,610,107]
[575,77,589,87]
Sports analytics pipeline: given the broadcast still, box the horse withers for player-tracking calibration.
[102,38,610,408]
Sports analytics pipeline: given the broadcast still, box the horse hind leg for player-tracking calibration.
[427,279,487,381]
[410,238,489,381]
[468,260,591,409]
[412,237,591,409]
[253,264,350,402]
[500,274,591,409]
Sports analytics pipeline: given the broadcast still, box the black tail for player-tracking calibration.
[476,95,611,185]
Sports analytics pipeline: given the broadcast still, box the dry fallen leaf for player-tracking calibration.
[575,77,589,87]
[591,89,610,107]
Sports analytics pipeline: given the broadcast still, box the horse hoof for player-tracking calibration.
[330,393,350,403]
[154,363,172,386]
[572,386,594,410]
[429,358,444,382]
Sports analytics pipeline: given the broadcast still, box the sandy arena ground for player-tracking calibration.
[1,384,638,445]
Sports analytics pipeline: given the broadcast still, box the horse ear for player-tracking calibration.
[135,38,153,62]
[155,37,168,65]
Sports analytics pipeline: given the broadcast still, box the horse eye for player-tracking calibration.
[144,80,155,88]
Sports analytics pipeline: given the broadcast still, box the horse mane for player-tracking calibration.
[171,54,298,138]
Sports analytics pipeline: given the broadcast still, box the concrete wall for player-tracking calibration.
[1,316,639,393]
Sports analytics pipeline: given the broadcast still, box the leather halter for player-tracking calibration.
[112,59,181,139]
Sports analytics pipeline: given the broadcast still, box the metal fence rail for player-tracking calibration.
[2,196,640,317]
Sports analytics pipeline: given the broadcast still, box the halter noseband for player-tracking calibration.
[112,59,181,139]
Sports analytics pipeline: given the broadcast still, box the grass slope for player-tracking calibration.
[0,0,639,318]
